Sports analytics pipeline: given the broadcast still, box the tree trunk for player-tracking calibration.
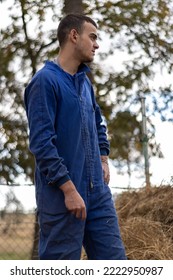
[63,0,84,14]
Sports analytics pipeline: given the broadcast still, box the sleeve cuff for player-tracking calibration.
[100,148,109,156]
[48,174,71,188]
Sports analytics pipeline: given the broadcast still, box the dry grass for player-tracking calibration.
[0,213,35,259]
[116,185,173,260]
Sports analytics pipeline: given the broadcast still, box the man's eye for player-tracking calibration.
[90,36,96,41]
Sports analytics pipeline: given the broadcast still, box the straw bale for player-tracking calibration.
[116,185,173,259]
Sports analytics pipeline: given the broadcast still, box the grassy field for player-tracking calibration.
[0,213,35,260]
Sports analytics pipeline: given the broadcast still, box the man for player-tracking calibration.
[24,13,126,260]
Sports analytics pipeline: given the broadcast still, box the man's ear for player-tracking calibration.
[69,29,78,43]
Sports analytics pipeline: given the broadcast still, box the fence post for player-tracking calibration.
[140,96,151,192]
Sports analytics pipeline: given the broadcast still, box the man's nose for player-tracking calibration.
[94,42,99,49]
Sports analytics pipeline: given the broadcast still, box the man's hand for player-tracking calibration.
[101,155,110,184]
[60,180,86,220]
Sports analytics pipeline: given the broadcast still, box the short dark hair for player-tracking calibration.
[57,13,97,47]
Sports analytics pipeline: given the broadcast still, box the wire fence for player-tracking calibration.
[0,210,37,260]
[0,183,135,260]
[0,184,38,260]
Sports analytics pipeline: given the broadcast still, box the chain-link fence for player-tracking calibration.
[0,210,36,259]
[0,185,38,260]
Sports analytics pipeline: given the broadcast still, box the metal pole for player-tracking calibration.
[140,96,151,191]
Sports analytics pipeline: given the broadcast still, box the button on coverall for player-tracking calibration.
[24,61,126,260]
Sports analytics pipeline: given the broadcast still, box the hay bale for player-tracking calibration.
[116,185,173,259]
[121,217,173,259]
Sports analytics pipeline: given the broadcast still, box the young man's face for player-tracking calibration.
[75,21,99,63]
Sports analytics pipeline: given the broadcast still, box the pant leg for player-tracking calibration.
[83,186,127,260]
[38,211,85,260]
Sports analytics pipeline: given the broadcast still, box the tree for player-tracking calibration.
[89,0,173,119]
[0,0,60,184]
[1,0,173,260]
[85,0,173,179]
[1,0,62,259]
[1,0,172,186]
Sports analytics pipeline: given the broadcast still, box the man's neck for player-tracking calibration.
[56,52,80,75]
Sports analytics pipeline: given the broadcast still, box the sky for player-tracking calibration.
[0,0,173,211]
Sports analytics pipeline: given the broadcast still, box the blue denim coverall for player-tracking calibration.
[24,61,126,260]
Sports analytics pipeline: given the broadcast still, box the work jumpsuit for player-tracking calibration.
[24,61,126,260]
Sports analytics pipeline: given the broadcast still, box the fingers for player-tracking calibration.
[74,207,86,220]
[105,168,110,184]
[71,208,86,220]
[64,188,86,220]
[104,172,110,184]
[102,162,110,184]
[70,196,86,220]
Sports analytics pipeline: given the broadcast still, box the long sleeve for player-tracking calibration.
[24,71,70,187]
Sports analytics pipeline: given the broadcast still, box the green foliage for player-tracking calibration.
[0,0,60,183]
[108,111,142,160]
[88,0,173,117]
[86,0,172,179]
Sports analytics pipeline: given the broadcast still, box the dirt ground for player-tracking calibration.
[115,185,173,260]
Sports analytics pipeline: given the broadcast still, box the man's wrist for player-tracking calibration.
[101,155,108,165]
[59,180,76,194]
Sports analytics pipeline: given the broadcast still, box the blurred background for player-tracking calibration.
[0,0,173,260]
